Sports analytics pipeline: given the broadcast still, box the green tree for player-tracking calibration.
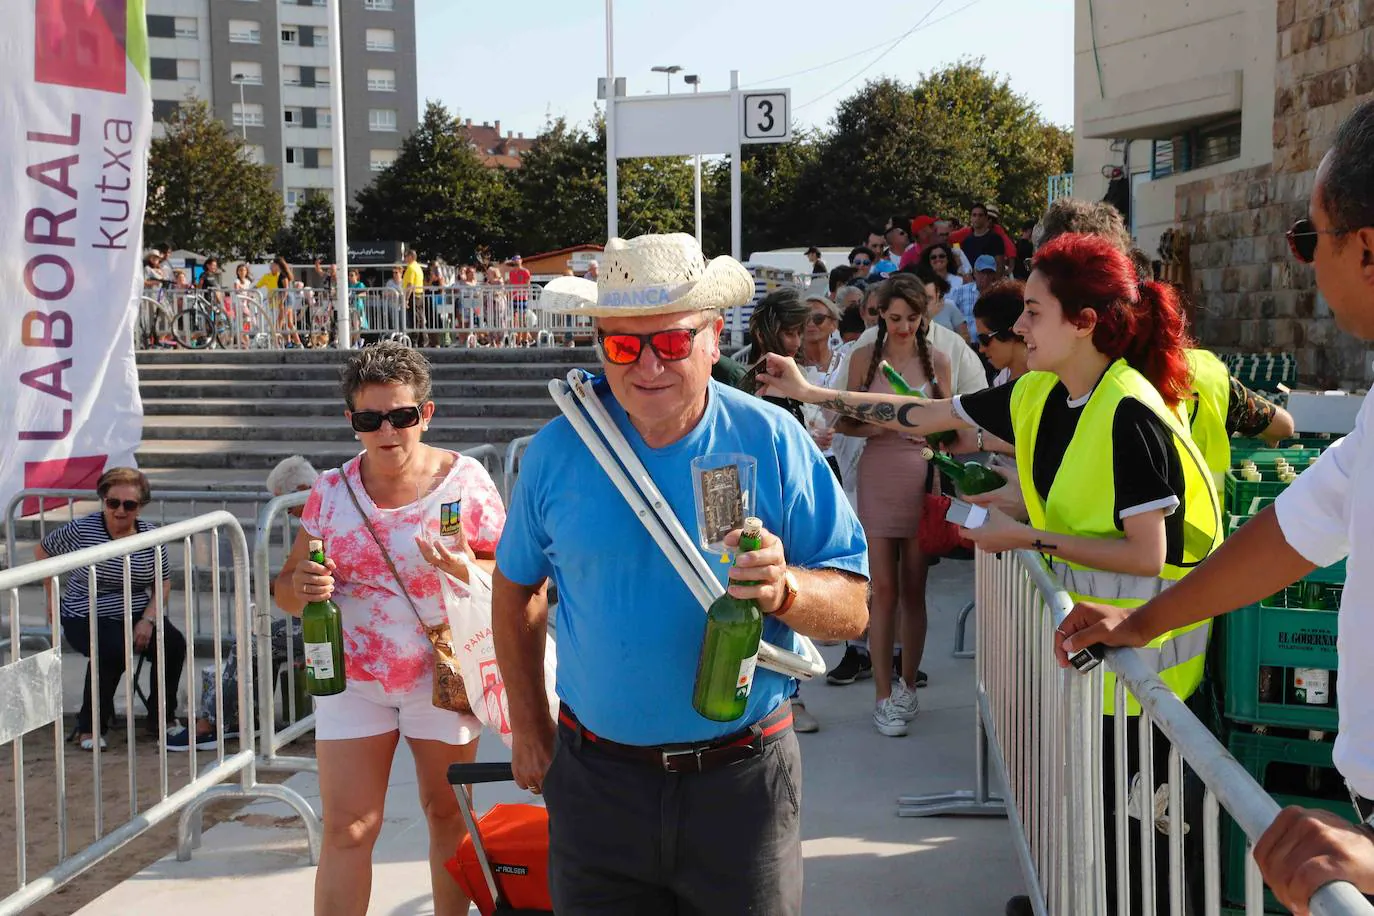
[144,97,283,258]
[351,100,515,262]
[505,117,607,255]
[276,190,336,262]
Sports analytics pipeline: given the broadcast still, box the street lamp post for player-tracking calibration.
[651,64,682,95]
[685,74,702,245]
[232,73,248,140]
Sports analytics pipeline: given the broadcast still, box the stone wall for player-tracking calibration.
[1176,0,1374,388]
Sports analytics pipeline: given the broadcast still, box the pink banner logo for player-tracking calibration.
[22,454,108,516]
[34,0,127,95]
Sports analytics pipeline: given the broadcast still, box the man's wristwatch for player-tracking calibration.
[772,570,799,617]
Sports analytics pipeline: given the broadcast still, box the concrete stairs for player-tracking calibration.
[131,347,595,479]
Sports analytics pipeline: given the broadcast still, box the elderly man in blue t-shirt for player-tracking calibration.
[493,233,870,915]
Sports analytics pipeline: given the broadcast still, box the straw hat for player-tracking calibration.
[537,233,754,317]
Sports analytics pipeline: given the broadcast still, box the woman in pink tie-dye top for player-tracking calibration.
[275,342,518,916]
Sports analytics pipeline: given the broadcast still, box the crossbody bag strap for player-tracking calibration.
[340,467,428,627]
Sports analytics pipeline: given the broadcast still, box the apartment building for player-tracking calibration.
[146,0,418,206]
[1074,0,1374,387]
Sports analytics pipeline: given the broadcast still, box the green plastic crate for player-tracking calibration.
[1231,448,1323,471]
[1222,730,1353,912]
[1224,467,1295,515]
[1216,590,1340,732]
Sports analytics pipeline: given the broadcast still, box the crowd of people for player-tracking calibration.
[63,99,1374,916]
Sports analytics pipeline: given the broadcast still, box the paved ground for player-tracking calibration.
[75,560,1025,915]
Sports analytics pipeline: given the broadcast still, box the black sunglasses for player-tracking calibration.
[809,312,835,325]
[350,405,423,433]
[1286,217,1344,264]
[976,329,1019,348]
[851,258,872,267]
[105,498,141,512]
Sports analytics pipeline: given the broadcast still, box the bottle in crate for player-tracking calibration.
[1290,667,1333,706]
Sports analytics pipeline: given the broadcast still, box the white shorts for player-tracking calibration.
[313,673,481,745]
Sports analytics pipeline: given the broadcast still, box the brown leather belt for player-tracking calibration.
[558,701,793,775]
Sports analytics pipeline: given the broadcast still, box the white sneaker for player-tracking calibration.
[874,698,909,737]
[890,679,921,722]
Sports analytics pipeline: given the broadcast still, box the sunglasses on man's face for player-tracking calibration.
[852,259,872,267]
[350,405,423,433]
[598,321,711,365]
[1286,217,1344,264]
[976,329,1018,348]
[105,498,141,512]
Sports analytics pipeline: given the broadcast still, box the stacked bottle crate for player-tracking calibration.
[1213,441,1352,911]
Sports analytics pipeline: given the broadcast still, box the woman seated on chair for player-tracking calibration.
[35,467,186,751]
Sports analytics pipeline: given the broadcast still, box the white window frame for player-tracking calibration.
[317,148,333,169]
[317,67,331,88]
[283,107,303,127]
[285,147,302,165]
[281,65,302,86]
[364,0,395,9]
[366,68,396,92]
[232,103,264,128]
[177,59,200,81]
[365,28,396,51]
[174,16,198,38]
[369,149,398,172]
[232,62,263,85]
[285,188,304,207]
[280,26,298,46]
[314,27,329,48]
[228,20,261,44]
[368,109,397,132]
[318,109,333,128]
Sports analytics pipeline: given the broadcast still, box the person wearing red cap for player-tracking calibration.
[899,216,937,272]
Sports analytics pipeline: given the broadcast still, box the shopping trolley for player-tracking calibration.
[445,762,554,915]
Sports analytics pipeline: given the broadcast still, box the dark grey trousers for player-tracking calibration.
[542,723,804,915]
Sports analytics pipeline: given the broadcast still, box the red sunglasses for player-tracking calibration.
[598,321,711,365]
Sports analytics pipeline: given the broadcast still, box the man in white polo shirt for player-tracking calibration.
[1056,99,1374,912]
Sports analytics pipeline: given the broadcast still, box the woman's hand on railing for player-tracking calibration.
[1053,601,1146,668]
[1253,805,1374,915]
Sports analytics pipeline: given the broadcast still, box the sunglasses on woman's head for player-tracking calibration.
[105,498,140,512]
[1286,217,1344,264]
[598,321,711,365]
[350,405,422,433]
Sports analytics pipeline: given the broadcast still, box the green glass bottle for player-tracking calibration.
[302,539,347,697]
[693,518,766,722]
[879,360,956,448]
[921,448,1008,495]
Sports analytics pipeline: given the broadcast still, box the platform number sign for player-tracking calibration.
[741,91,791,144]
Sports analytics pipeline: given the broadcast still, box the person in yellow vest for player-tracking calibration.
[757,232,1221,913]
[1036,197,1294,484]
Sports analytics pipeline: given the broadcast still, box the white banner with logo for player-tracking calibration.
[0,2,149,515]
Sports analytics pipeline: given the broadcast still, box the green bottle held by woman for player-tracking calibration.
[921,448,1007,495]
[302,539,347,697]
[880,360,956,448]
[693,518,766,722]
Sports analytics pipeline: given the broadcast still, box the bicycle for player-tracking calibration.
[137,286,178,349]
[168,289,235,350]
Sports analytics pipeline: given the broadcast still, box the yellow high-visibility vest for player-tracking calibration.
[1010,359,1222,715]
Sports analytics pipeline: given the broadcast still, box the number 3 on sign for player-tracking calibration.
[742,91,791,144]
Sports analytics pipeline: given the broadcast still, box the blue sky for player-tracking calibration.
[414,0,1074,139]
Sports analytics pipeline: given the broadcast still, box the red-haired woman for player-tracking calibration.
[758,233,1220,912]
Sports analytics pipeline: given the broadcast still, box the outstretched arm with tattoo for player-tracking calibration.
[758,352,970,437]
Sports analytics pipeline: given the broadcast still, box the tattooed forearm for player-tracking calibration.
[815,395,927,429]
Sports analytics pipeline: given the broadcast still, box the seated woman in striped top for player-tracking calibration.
[34,467,186,751]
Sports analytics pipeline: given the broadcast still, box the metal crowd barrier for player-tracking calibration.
[3,488,276,651]
[901,548,1374,916]
[0,511,319,916]
[503,436,534,503]
[135,282,765,351]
